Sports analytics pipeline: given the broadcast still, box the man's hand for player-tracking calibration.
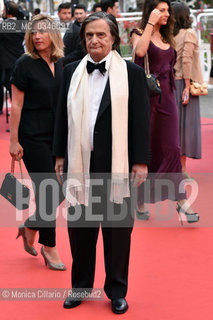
[55,157,65,184]
[131,164,148,187]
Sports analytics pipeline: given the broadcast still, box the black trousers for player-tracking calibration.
[67,192,134,300]
[19,134,63,247]
[0,68,12,110]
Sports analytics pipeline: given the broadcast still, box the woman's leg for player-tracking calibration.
[181,156,186,172]
[19,135,64,263]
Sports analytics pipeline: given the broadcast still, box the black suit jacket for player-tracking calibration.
[53,58,150,172]
[0,19,24,69]
[62,20,86,66]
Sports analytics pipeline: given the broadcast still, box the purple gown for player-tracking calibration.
[133,33,185,203]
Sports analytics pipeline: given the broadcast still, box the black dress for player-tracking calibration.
[11,54,63,247]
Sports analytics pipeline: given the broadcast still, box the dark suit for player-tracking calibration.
[62,20,86,66]
[0,18,24,110]
[53,57,150,299]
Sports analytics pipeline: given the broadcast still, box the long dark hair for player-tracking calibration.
[140,0,175,47]
[172,2,192,36]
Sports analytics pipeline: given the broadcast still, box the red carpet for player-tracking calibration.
[0,112,213,320]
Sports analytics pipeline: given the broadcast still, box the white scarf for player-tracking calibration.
[66,50,130,206]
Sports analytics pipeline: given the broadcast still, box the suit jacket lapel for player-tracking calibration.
[96,78,111,121]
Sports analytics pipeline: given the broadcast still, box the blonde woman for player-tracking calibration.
[10,14,66,270]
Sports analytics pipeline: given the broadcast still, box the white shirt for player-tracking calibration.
[88,51,112,150]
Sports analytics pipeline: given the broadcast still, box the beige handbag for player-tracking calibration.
[190,81,208,96]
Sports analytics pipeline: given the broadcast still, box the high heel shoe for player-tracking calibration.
[176,203,199,225]
[136,209,150,221]
[16,224,38,256]
[40,246,66,271]
[182,172,194,181]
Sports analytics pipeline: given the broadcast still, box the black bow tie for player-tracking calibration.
[86,61,106,75]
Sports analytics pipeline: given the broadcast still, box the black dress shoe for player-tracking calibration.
[111,298,128,314]
[63,296,82,309]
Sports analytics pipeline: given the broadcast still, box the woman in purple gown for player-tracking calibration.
[131,0,199,224]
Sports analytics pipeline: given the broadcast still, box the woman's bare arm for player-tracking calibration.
[9,84,24,160]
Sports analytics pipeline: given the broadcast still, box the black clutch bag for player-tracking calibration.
[144,53,162,103]
[0,158,30,210]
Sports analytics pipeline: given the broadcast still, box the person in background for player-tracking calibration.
[9,14,66,271]
[53,11,150,314]
[101,0,119,18]
[131,0,199,224]
[33,8,41,16]
[17,2,29,20]
[72,3,87,26]
[172,1,202,180]
[62,4,87,66]
[57,2,72,38]
[0,1,25,115]
[92,3,102,13]
[57,2,72,26]
[209,32,213,84]
[0,0,5,114]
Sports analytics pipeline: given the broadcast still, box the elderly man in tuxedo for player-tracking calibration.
[53,12,150,314]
